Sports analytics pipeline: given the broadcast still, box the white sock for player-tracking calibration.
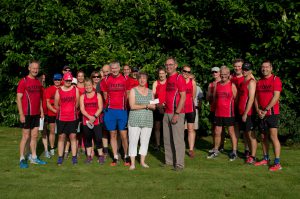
[20,156,25,161]
[32,155,37,159]
[114,155,118,160]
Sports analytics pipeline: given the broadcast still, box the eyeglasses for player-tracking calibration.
[165,64,175,67]
[92,76,100,78]
[211,71,219,74]
[182,70,191,74]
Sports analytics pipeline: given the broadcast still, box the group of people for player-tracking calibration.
[16,57,282,172]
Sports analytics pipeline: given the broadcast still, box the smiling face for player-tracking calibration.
[233,61,243,76]
[123,65,131,76]
[138,74,148,87]
[182,66,191,80]
[261,61,273,77]
[220,67,230,83]
[84,80,93,93]
[165,58,177,75]
[28,62,39,78]
[111,63,120,77]
[158,69,167,81]
[77,72,85,83]
[91,72,100,84]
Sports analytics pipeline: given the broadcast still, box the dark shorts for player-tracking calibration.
[185,111,196,123]
[47,116,56,124]
[154,109,164,122]
[238,115,255,132]
[258,115,279,132]
[56,120,77,135]
[209,112,215,123]
[214,117,235,127]
[20,115,40,129]
[103,109,128,131]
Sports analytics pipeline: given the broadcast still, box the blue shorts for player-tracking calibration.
[103,109,128,131]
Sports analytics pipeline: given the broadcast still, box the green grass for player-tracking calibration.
[0,127,299,199]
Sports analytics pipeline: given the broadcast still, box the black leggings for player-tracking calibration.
[83,124,103,149]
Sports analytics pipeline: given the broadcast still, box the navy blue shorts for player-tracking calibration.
[103,109,128,131]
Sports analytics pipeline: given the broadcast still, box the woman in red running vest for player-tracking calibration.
[55,72,79,165]
[152,67,167,151]
[80,78,104,164]
[182,66,197,158]
[91,71,101,91]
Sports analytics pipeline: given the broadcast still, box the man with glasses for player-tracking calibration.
[163,57,186,171]
[17,60,47,168]
[45,73,63,156]
[207,66,238,161]
[254,60,282,171]
[102,61,130,166]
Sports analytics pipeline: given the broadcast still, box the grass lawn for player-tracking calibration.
[0,127,299,199]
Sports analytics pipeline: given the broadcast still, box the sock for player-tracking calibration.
[233,150,237,155]
[263,154,269,160]
[114,155,118,160]
[32,155,37,159]
[20,156,25,161]
[103,147,108,154]
[274,158,280,164]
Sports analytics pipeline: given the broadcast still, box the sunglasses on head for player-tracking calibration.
[182,70,191,74]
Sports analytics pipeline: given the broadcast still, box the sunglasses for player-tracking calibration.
[92,76,100,78]
[65,80,72,82]
[54,79,62,81]
[64,69,71,72]
[242,69,250,72]
[182,70,191,74]
[211,71,219,74]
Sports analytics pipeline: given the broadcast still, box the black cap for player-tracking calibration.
[242,63,252,71]
[132,67,139,72]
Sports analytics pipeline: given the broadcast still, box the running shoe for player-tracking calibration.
[254,159,269,166]
[85,156,92,164]
[124,157,131,166]
[244,150,251,159]
[188,150,195,158]
[72,156,78,165]
[98,156,105,165]
[207,151,218,159]
[20,159,28,169]
[30,157,47,165]
[44,151,51,159]
[229,152,237,161]
[50,149,55,156]
[110,158,118,166]
[27,154,33,162]
[57,157,63,165]
[246,156,256,164]
[269,164,282,171]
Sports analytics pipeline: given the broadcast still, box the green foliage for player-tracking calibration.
[0,0,299,142]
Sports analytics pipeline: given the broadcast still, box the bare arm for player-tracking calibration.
[175,91,186,114]
[232,83,237,99]
[96,93,103,116]
[16,93,25,123]
[192,80,197,99]
[265,91,280,112]
[54,90,60,111]
[152,81,157,96]
[47,99,57,114]
[242,80,256,121]
[80,95,95,123]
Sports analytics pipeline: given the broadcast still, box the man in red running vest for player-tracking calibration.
[17,60,47,168]
[207,66,238,161]
[254,60,282,171]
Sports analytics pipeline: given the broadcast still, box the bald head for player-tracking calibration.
[102,64,110,77]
